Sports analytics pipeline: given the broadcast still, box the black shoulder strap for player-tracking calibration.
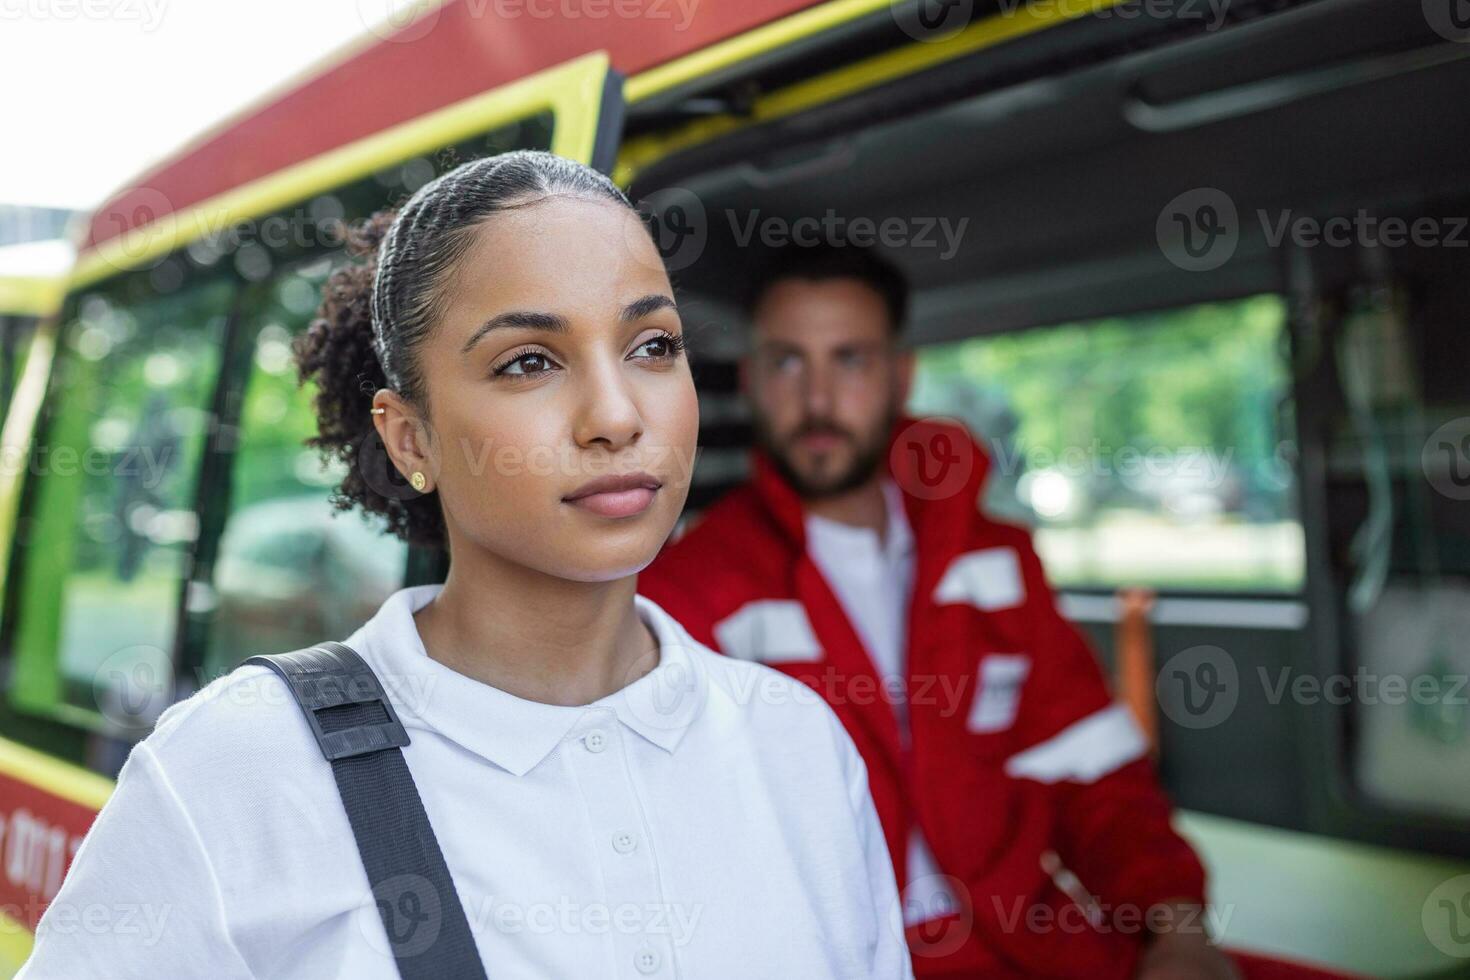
[244,642,488,980]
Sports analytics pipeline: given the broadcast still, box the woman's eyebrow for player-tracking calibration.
[462,295,678,356]
[461,310,567,355]
[621,294,678,322]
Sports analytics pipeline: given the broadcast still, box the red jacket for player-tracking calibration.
[640,415,1207,978]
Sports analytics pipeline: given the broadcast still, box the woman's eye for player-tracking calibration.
[631,332,687,361]
[496,351,556,377]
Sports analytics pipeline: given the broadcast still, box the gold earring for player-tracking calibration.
[410,471,428,492]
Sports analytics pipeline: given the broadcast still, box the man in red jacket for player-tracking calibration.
[639,245,1237,979]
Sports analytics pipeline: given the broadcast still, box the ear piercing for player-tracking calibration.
[366,407,426,492]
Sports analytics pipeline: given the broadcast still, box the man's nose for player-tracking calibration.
[801,358,835,417]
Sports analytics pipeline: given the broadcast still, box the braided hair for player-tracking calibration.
[293,150,640,549]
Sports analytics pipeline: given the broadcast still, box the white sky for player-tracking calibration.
[0,0,425,211]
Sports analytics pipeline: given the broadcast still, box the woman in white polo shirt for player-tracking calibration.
[18,151,912,979]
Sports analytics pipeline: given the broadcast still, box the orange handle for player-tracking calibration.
[1115,587,1159,757]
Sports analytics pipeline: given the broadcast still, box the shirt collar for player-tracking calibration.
[344,584,709,777]
[804,476,915,563]
[880,476,915,560]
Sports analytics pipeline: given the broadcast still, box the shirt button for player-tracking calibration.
[612,831,638,854]
[634,948,661,974]
[583,729,608,753]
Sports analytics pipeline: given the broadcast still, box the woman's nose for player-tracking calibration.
[572,357,644,450]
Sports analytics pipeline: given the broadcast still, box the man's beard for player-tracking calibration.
[753,409,895,500]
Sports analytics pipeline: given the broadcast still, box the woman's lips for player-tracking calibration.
[563,485,659,518]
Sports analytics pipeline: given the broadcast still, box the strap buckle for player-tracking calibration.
[246,642,410,761]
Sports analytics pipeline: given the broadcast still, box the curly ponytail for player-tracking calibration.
[293,209,445,546]
[292,149,641,551]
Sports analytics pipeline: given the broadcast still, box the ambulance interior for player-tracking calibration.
[625,0,1470,973]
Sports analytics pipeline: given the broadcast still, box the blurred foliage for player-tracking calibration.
[911,295,1302,592]
[915,295,1289,472]
[230,260,342,512]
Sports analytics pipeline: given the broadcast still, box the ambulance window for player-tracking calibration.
[908,294,1302,593]
[191,261,407,681]
[8,271,235,724]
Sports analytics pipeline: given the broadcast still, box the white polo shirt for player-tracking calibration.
[18,585,913,980]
